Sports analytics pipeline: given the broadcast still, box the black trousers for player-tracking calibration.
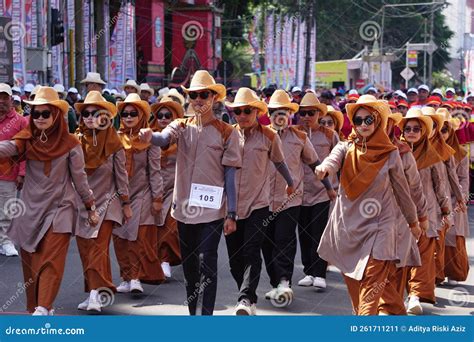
[225,207,269,304]
[178,219,223,315]
[297,201,330,278]
[261,206,301,288]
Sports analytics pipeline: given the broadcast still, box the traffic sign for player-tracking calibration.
[400,67,415,81]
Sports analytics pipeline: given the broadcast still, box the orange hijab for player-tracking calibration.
[14,105,80,176]
[429,127,455,162]
[117,105,151,178]
[387,118,411,155]
[340,107,397,201]
[445,125,467,163]
[77,116,124,175]
[402,119,444,170]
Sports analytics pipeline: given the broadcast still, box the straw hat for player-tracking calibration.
[435,108,451,122]
[225,87,267,115]
[80,72,106,85]
[399,108,433,138]
[117,93,151,118]
[421,106,443,131]
[24,86,69,115]
[388,112,403,126]
[168,88,185,106]
[267,89,299,113]
[151,95,184,119]
[450,117,461,130]
[123,80,141,93]
[74,90,118,118]
[299,92,327,114]
[31,85,41,97]
[181,70,226,101]
[346,94,390,128]
[140,83,154,96]
[326,105,344,131]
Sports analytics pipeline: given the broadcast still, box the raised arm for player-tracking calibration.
[113,149,130,203]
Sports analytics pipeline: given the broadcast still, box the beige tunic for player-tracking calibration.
[418,162,450,238]
[298,126,339,206]
[113,145,163,241]
[75,149,130,239]
[0,142,93,252]
[268,126,318,212]
[446,155,470,246]
[156,144,177,226]
[317,141,418,281]
[235,124,285,219]
[163,118,242,224]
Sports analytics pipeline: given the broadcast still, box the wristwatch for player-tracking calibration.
[226,212,238,221]
[87,204,96,211]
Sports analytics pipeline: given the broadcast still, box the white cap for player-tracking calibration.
[432,88,443,96]
[76,94,82,100]
[446,87,455,94]
[110,89,118,96]
[291,86,302,93]
[418,84,429,92]
[11,86,21,93]
[24,83,34,93]
[407,87,418,94]
[366,87,377,93]
[348,89,359,95]
[158,87,170,97]
[53,84,65,93]
[103,88,111,94]
[68,87,78,94]
[0,83,12,96]
[12,95,21,102]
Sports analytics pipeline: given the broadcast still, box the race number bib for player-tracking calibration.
[189,183,224,209]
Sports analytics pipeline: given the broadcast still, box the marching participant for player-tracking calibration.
[225,87,293,315]
[139,70,242,315]
[295,92,338,289]
[74,91,130,312]
[149,96,184,278]
[316,95,420,316]
[113,93,165,294]
[0,87,96,315]
[398,108,451,315]
[319,105,345,141]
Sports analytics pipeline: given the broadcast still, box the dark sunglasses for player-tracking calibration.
[440,127,449,134]
[188,91,210,100]
[81,109,99,118]
[319,119,334,126]
[156,112,172,120]
[353,115,375,126]
[120,110,139,118]
[403,126,422,133]
[233,107,253,116]
[31,110,52,119]
[299,110,316,117]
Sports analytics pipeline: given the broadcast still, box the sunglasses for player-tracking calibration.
[319,119,334,126]
[31,110,52,119]
[299,110,316,117]
[156,112,172,120]
[440,127,449,134]
[353,115,375,126]
[404,126,422,133]
[188,91,211,100]
[81,109,99,118]
[233,107,253,116]
[120,110,139,118]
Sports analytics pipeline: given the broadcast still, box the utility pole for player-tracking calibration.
[74,0,84,90]
[295,0,301,86]
[428,6,435,87]
[95,0,106,80]
[303,4,312,87]
[423,17,427,84]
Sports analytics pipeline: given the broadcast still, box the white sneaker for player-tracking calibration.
[297,275,314,286]
[265,288,278,300]
[447,279,459,286]
[272,280,294,307]
[116,280,131,293]
[77,297,89,310]
[48,309,55,316]
[2,243,18,257]
[161,262,171,278]
[313,277,327,289]
[234,298,252,316]
[407,296,423,315]
[130,279,143,293]
[32,306,49,316]
[87,290,102,312]
[250,303,257,316]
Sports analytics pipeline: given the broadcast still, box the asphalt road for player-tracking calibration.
[0,208,472,316]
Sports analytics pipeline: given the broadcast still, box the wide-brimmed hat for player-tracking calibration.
[225,87,267,115]
[24,86,69,115]
[80,72,106,85]
[267,89,299,113]
[117,93,151,118]
[421,106,443,131]
[167,88,185,106]
[399,108,433,138]
[299,92,327,114]
[181,70,226,101]
[74,90,118,118]
[140,83,154,96]
[151,95,184,119]
[123,80,141,93]
[326,105,344,131]
[346,94,390,128]
[387,112,403,126]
